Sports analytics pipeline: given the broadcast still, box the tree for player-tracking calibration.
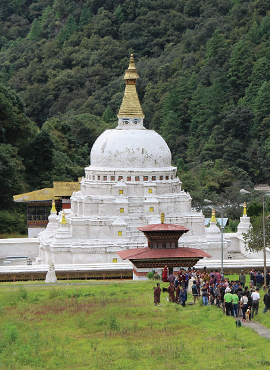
[205,30,226,59]
[0,144,25,208]
[57,14,78,46]
[0,84,38,147]
[228,40,253,100]
[79,4,92,28]
[114,4,125,24]
[102,105,116,124]
[24,130,55,189]
[243,216,270,252]
[27,18,42,40]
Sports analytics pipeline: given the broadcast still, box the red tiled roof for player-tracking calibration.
[137,223,189,232]
[117,247,211,260]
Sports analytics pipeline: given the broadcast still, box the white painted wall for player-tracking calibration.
[0,238,39,258]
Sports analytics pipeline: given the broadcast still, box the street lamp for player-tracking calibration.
[206,200,224,276]
[254,184,270,288]
[220,206,224,277]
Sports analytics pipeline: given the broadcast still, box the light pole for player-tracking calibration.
[206,200,224,276]
[220,206,224,277]
[254,184,270,288]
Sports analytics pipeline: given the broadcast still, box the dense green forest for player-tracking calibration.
[1,0,270,232]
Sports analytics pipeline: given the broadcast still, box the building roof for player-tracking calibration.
[117,247,211,260]
[137,223,189,232]
[13,181,80,203]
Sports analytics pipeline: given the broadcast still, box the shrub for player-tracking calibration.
[0,210,27,234]
[5,324,18,343]
[147,271,160,280]
[19,287,28,300]
[109,317,120,331]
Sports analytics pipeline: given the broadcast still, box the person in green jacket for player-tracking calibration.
[232,292,239,317]
[224,288,233,316]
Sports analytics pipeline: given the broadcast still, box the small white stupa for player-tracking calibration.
[237,202,252,235]
[38,55,225,266]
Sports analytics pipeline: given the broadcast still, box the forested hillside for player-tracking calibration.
[1,0,270,227]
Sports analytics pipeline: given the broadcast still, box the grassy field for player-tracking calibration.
[0,280,270,370]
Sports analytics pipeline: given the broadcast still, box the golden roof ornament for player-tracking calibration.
[117,54,145,119]
[51,200,57,213]
[161,212,165,224]
[210,209,217,223]
[123,54,139,81]
[61,211,67,225]
[243,202,247,216]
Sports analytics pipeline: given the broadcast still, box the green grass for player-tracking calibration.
[0,280,270,369]
[0,232,27,239]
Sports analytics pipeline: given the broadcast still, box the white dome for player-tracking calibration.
[90,129,172,168]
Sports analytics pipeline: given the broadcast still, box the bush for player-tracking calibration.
[0,210,27,234]
[146,271,160,280]
[5,324,18,343]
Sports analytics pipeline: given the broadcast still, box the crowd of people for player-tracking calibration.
[153,266,270,320]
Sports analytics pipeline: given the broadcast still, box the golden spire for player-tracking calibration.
[243,202,247,216]
[51,200,57,213]
[117,54,145,118]
[61,211,67,225]
[210,209,217,223]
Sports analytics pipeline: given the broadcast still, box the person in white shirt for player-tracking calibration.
[251,287,260,318]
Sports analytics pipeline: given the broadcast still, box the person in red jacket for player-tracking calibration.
[162,265,168,282]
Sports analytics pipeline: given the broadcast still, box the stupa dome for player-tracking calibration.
[90,128,172,169]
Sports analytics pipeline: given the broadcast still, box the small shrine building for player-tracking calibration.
[118,215,211,280]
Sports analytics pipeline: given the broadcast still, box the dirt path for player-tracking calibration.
[241,320,270,340]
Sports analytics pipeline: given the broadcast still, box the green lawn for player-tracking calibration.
[0,280,270,369]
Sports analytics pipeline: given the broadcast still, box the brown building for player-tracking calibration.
[14,181,80,237]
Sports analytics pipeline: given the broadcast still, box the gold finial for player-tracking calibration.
[161,212,164,224]
[210,209,217,223]
[51,200,57,213]
[124,54,139,80]
[128,54,136,70]
[118,54,145,118]
[61,211,67,225]
[243,202,247,216]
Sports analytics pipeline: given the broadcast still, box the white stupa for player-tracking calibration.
[38,55,223,265]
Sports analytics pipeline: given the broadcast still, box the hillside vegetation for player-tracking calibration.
[1,0,270,226]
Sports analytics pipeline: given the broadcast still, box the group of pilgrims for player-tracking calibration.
[153,266,270,320]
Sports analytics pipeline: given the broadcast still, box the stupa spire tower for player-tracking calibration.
[117,54,145,129]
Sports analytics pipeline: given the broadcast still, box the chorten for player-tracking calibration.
[237,202,252,235]
[38,55,211,265]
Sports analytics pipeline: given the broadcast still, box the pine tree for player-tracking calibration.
[57,14,78,46]
[228,40,253,100]
[27,18,42,41]
[241,57,270,108]
[79,5,92,28]
[102,106,116,124]
[114,4,125,24]
[205,30,226,59]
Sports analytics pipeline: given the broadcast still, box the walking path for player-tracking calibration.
[241,320,270,340]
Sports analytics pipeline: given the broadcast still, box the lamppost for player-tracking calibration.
[206,200,224,276]
[254,184,270,288]
[220,206,224,277]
